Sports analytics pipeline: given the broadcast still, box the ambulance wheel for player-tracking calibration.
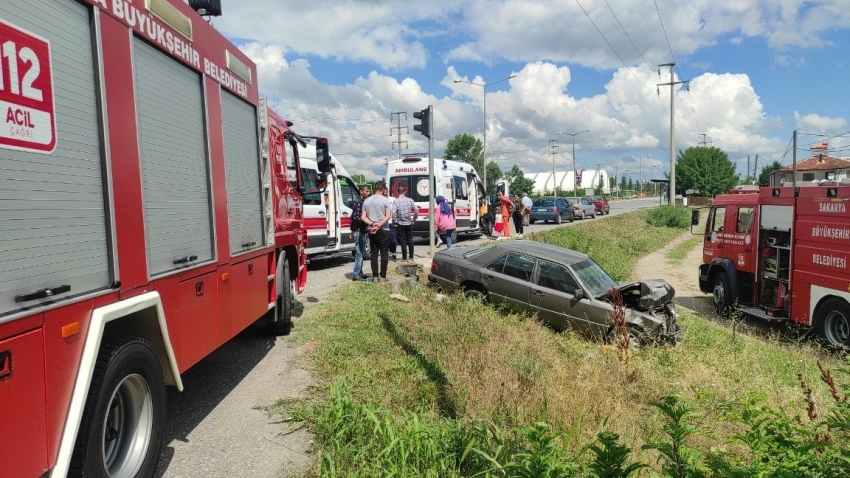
[70,337,165,478]
[451,229,458,244]
[712,272,733,315]
[814,298,850,348]
[364,241,371,261]
[268,257,293,336]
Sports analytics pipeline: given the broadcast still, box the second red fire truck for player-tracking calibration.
[0,0,328,476]
[697,185,850,348]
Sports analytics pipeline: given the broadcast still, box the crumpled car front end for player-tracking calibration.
[615,279,683,346]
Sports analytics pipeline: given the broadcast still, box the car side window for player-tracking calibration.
[536,260,579,294]
[485,254,508,274]
[500,252,535,281]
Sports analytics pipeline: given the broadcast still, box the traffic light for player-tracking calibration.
[413,107,431,138]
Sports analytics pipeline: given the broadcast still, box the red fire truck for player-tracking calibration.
[0,0,327,476]
[696,185,850,348]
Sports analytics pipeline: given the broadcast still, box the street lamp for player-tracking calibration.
[454,74,517,196]
[559,130,589,194]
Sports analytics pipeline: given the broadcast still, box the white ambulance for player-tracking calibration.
[298,144,361,258]
[386,156,485,243]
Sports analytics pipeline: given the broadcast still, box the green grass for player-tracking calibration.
[282,209,848,476]
[666,236,703,265]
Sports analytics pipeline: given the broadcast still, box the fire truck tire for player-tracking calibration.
[814,298,850,348]
[70,337,165,478]
[712,272,733,314]
[268,257,293,336]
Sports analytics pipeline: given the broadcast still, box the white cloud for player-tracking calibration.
[793,112,848,133]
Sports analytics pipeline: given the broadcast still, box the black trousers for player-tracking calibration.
[396,224,414,259]
[369,228,391,278]
[513,211,524,234]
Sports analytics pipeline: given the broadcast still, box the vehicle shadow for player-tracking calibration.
[676,293,822,350]
[154,316,293,475]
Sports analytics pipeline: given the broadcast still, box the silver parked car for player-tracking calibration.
[428,241,682,347]
[565,197,596,219]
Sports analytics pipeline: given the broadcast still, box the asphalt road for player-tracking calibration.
[155,197,660,477]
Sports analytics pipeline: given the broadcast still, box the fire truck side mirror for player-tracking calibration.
[315,138,331,173]
[691,209,700,226]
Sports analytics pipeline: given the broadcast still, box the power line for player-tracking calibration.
[574,0,697,145]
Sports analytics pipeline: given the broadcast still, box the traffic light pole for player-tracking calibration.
[425,106,436,259]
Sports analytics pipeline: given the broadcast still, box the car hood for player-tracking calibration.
[603,279,675,310]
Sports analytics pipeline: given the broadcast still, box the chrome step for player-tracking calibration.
[740,306,787,323]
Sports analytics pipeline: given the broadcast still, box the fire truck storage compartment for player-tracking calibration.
[0,327,49,475]
[221,90,264,256]
[760,205,792,231]
[0,0,112,318]
[176,271,219,372]
[134,37,214,276]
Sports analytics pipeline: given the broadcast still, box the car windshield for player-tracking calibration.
[566,197,581,203]
[587,196,600,201]
[533,198,554,207]
[572,258,616,296]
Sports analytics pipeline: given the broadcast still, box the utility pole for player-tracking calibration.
[549,140,559,198]
[747,155,751,184]
[792,130,797,188]
[753,154,758,185]
[658,63,682,206]
[699,133,708,147]
[390,112,408,166]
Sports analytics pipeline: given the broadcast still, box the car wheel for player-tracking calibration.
[814,298,850,348]
[463,285,488,304]
[592,210,597,218]
[71,337,165,478]
[268,257,293,336]
[581,211,586,220]
[556,214,562,224]
[605,325,645,351]
[569,213,574,223]
[529,219,535,224]
[364,241,371,261]
[712,272,733,315]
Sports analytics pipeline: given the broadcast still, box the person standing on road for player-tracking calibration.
[511,194,524,237]
[478,198,492,237]
[497,191,513,238]
[349,185,371,280]
[361,181,392,281]
[385,188,398,261]
[434,195,457,248]
[392,185,417,261]
[521,193,533,226]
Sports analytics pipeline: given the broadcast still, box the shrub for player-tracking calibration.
[646,205,690,229]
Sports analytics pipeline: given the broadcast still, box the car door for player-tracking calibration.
[481,252,534,312]
[530,259,599,333]
[557,198,570,220]
[338,176,359,248]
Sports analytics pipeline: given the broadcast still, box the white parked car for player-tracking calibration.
[565,197,597,219]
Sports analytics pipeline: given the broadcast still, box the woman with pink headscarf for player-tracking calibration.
[434,196,457,248]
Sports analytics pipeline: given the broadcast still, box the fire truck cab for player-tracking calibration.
[697,185,850,347]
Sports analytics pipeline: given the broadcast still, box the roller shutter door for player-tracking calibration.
[221,91,263,255]
[0,0,111,317]
[134,38,213,276]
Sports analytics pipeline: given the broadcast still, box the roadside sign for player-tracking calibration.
[0,19,56,154]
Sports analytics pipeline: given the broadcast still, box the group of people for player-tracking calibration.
[349,182,535,281]
[479,191,532,238]
[349,181,419,281]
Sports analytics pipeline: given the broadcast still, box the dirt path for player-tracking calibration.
[633,231,715,317]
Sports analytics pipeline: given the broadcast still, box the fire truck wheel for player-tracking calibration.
[70,337,165,478]
[269,258,293,336]
[712,272,733,314]
[814,298,850,348]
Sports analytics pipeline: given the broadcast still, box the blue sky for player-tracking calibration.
[209,0,850,182]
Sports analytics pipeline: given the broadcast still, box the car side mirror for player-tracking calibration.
[574,289,585,300]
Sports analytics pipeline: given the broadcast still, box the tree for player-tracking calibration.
[596,174,605,195]
[675,146,738,197]
[352,173,367,185]
[758,160,784,186]
[619,174,627,195]
[444,133,500,193]
[504,165,535,197]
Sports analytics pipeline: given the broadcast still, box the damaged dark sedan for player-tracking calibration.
[428,241,682,347]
